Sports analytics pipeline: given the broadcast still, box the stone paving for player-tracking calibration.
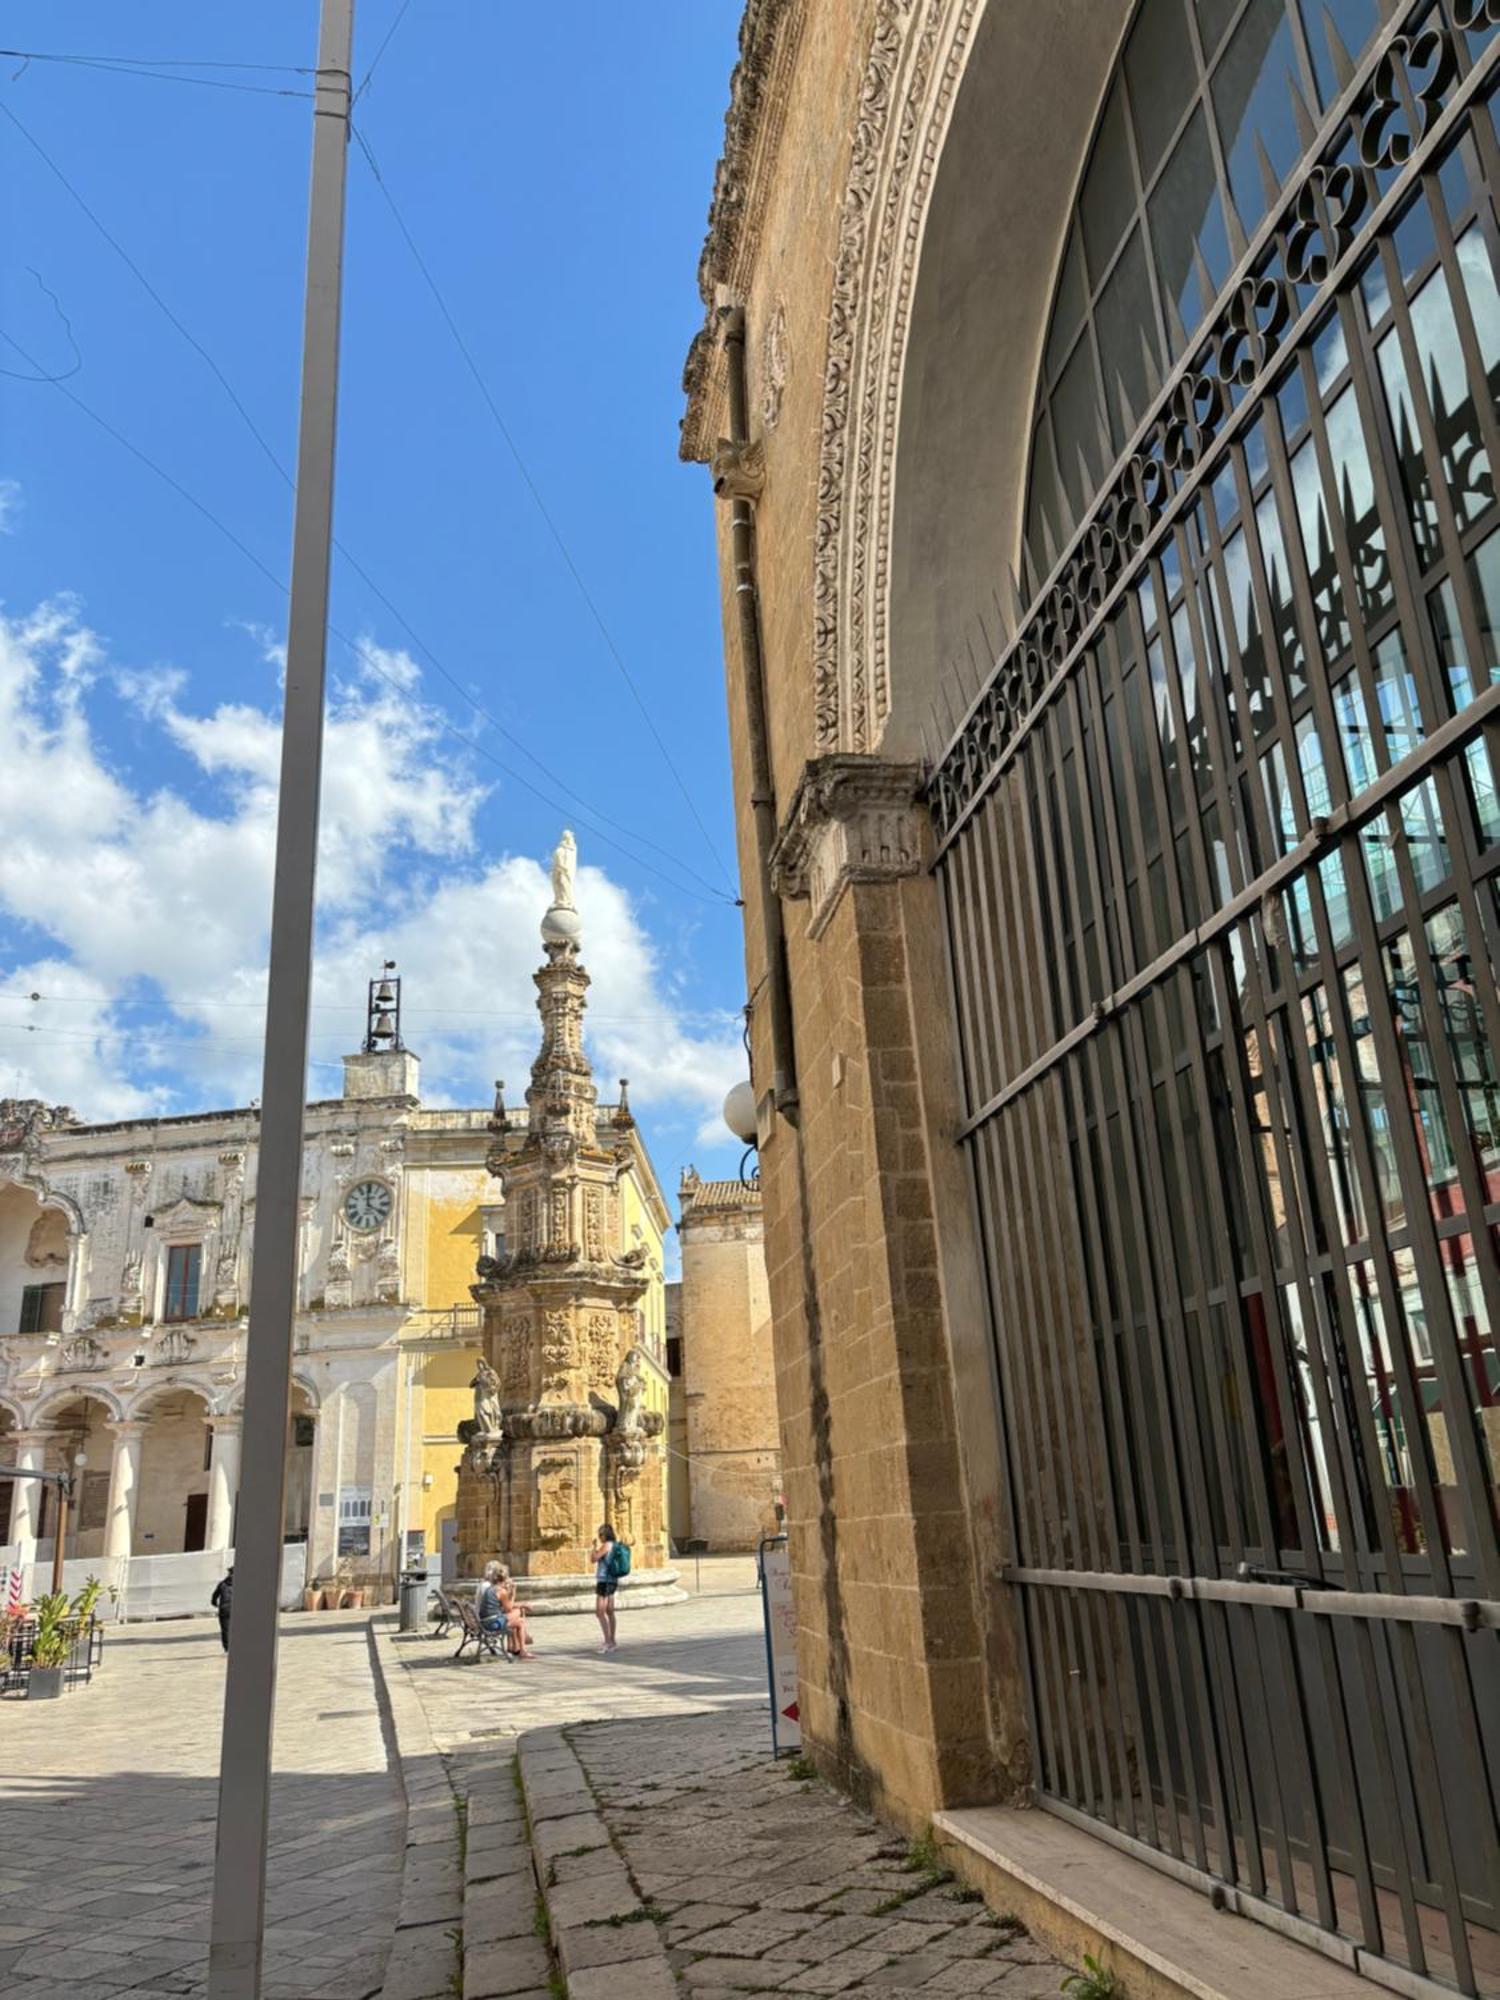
[567,1707,1068,1998]
[0,1611,405,2000]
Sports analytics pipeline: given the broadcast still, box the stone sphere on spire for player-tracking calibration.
[541,828,583,945]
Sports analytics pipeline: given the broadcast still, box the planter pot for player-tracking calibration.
[320,1587,342,1610]
[302,1590,320,1613]
[344,1589,365,1610]
[27,1666,65,1700]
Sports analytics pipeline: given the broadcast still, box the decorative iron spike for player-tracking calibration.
[1288,75,1319,156]
[990,586,1013,656]
[1254,130,1283,216]
[1321,5,1357,92]
[1003,562,1026,632]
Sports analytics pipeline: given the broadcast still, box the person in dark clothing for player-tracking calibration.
[211,1567,234,1652]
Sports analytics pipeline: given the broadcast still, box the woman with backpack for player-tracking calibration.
[590,1523,629,1653]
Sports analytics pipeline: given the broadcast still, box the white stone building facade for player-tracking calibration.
[0,1044,456,1608]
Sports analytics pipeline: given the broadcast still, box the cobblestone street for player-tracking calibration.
[0,1613,404,2000]
[563,1709,1067,1998]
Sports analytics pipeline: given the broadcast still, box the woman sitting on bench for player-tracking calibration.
[493,1564,535,1659]
[475,1562,510,1645]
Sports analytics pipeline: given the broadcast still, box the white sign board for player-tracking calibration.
[758,1535,801,1755]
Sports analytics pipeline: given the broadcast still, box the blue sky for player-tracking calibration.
[0,3,750,1194]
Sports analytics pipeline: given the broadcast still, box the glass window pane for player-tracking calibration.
[1290,431,1349,657]
[1196,0,1244,62]
[1464,737,1500,847]
[1149,108,1232,351]
[1324,384,1393,626]
[1410,256,1495,539]
[1096,227,1162,448]
[1212,0,1305,239]
[1343,963,1405,1228]
[1127,0,1198,180]
[1081,81,1139,280]
[1255,488,1306,699]
[1052,333,1105,530]
[1427,902,1500,1183]
[1455,221,1500,380]
[1304,984,1366,1243]
[1045,224,1088,387]
[1399,776,1451,893]
[1298,0,1381,108]
[1429,526,1500,713]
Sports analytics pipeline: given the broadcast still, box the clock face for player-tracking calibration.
[344,1180,393,1234]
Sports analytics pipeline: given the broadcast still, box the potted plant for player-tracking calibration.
[27,1592,73,1700]
[303,1585,321,1613]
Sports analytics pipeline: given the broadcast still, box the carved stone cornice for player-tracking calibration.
[680,0,805,463]
[771,754,926,938]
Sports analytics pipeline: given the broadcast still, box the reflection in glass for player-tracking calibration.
[1464,737,1500,848]
[1429,525,1500,713]
[1399,777,1450,894]
[1379,256,1496,565]
[1212,0,1304,239]
[1300,0,1380,109]
[1438,1234,1500,1494]
[1281,1280,1341,1550]
[1255,490,1305,700]
[1347,1258,1422,1550]
[1305,983,1366,1246]
[1426,903,1500,1185]
[1333,630,1424,796]
[1361,812,1403,924]
[1343,963,1405,1228]
[1097,228,1163,449]
[1383,928,1460,1195]
[1290,432,1348,657]
[1082,82,1138,279]
[1149,110,1230,348]
[1324,385,1393,625]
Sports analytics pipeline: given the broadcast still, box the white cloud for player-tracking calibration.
[0,479,21,534]
[0,597,743,1141]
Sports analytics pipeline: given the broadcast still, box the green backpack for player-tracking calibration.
[610,1541,632,1578]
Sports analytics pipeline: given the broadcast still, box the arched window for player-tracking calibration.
[1025,0,1389,577]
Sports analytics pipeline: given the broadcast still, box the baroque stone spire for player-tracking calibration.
[527,831,597,1149]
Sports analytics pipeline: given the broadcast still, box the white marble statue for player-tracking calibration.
[550,829,577,912]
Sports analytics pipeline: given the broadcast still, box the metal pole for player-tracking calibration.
[50,1477,68,1596]
[207,4,353,1993]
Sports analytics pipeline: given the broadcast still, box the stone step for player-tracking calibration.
[517,1726,678,1999]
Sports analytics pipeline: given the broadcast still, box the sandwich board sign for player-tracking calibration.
[758,1534,801,1755]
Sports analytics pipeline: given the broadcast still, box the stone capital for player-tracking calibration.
[771,754,927,939]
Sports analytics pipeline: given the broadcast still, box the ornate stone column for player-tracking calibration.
[205,1416,241,1553]
[7,1431,49,1552]
[103,1420,145,1564]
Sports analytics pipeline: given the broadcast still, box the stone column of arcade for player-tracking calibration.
[205,1416,242,1553]
[8,1430,48,1554]
[103,1419,145,1565]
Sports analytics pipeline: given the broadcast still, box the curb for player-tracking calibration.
[518,1726,677,1999]
[371,1615,554,2000]
[368,1614,464,2000]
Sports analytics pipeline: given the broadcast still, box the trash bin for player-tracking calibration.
[398,1571,429,1634]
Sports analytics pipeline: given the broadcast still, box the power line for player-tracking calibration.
[354,0,413,101]
[350,123,739,899]
[0,99,736,906]
[0,323,733,908]
[0,49,312,99]
[2,50,312,73]
[0,992,739,1029]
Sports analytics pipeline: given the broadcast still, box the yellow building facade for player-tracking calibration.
[397,1107,671,1582]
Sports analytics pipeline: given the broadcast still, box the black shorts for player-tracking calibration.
[596,1578,618,1599]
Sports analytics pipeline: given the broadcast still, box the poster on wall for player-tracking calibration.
[758,1534,801,1756]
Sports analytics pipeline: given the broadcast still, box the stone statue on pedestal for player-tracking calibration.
[615,1346,647,1436]
[550,829,577,912]
[470,1356,503,1437]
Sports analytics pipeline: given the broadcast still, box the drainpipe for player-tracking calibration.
[717,305,800,1124]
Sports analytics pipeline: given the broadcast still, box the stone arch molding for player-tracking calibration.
[814,0,982,753]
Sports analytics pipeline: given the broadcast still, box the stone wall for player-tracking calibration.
[678,1181,780,1551]
[681,0,1029,1826]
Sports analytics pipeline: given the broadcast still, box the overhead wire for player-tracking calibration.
[0,95,737,908]
[0,49,313,99]
[349,123,740,900]
[353,0,414,102]
[0,320,731,909]
[0,991,739,1029]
